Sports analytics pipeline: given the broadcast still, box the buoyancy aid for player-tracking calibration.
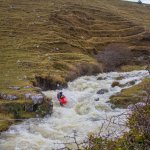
[60,96,67,105]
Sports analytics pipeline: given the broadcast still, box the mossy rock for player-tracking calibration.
[109,78,150,108]
[36,101,53,117]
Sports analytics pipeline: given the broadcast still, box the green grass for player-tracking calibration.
[0,0,150,131]
[110,78,150,108]
[0,113,14,132]
[120,65,146,72]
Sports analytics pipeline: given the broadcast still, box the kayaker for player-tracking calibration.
[57,91,67,106]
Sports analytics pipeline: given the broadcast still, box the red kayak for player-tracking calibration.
[60,96,67,105]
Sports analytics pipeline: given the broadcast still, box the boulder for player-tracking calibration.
[97,89,108,94]
[31,94,44,104]
[97,77,106,80]
[94,98,99,101]
[111,81,120,87]
[115,76,124,80]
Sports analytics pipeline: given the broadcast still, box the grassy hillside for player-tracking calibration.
[0,0,150,131]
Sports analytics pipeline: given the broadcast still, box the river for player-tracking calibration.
[0,70,149,150]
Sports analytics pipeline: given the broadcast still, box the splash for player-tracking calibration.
[0,70,149,150]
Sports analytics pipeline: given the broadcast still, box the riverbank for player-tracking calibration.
[0,70,149,149]
[0,0,150,132]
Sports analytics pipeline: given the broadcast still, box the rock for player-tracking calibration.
[16,60,21,64]
[97,89,108,94]
[31,94,44,104]
[128,102,146,110]
[24,86,33,89]
[94,98,99,101]
[111,81,120,87]
[115,76,124,80]
[135,102,146,107]
[7,95,18,100]
[120,80,136,88]
[24,93,32,100]
[127,104,134,110]
[0,93,19,100]
[9,86,20,90]
[97,77,106,80]
[129,80,136,86]
[53,47,60,51]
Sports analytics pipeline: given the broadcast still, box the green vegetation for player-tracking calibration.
[0,0,150,131]
[110,78,150,108]
[82,85,150,150]
[0,113,14,132]
[120,65,146,72]
[86,104,150,150]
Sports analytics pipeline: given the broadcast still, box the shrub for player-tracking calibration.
[97,43,132,71]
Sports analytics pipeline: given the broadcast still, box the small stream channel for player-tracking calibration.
[0,70,149,150]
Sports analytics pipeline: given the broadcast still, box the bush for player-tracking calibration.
[97,43,132,71]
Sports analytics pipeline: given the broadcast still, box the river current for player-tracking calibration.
[0,70,149,150]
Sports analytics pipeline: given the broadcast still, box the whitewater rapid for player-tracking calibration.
[0,70,149,150]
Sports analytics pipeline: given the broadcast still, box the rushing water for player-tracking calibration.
[0,70,149,150]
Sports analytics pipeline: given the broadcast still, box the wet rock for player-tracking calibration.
[120,80,136,88]
[90,117,100,122]
[94,98,99,101]
[115,76,124,80]
[97,77,106,80]
[31,94,44,104]
[129,80,136,86]
[111,81,120,87]
[8,86,20,90]
[97,89,108,94]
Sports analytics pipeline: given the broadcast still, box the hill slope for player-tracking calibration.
[0,0,150,131]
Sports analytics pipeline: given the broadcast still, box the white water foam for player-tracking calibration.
[0,70,149,150]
